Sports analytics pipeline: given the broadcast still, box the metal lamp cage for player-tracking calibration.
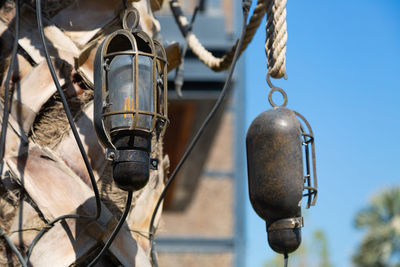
[296,112,318,208]
[94,29,169,149]
[267,85,318,209]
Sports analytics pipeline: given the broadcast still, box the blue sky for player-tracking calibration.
[244,1,400,266]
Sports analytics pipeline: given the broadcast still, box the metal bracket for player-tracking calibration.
[150,158,158,170]
[267,217,303,232]
[106,148,146,163]
[105,148,158,170]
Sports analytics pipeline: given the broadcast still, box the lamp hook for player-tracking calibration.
[266,72,288,108]
[122,7,140,31]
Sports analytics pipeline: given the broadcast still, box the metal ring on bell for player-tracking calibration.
[268,87,288,107]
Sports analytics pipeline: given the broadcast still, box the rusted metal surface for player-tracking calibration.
[246,107,304,222]
[246,76,318,255]
[246,106,303,254]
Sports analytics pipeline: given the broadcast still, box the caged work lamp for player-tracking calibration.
[94,8,168,192]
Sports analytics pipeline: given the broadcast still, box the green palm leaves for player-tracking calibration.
[353,187,400,267]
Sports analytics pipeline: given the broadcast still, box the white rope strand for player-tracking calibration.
[170,0,267,72]
[170,0,288,77]
[265,0,287,79]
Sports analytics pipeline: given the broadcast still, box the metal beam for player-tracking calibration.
[154,237,235,253]
[203,169,234,178]
[233,8,247,267]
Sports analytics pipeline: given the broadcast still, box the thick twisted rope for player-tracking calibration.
[170,0,288,76]
[265,0,287,78]
[170,0,267,72]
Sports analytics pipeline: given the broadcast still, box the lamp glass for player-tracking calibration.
[108,54,135,130]
[107,53,154,133]
[137,55,153,129]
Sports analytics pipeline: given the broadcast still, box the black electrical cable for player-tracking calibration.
[25,0,103,262]
[87,191,133,267]
[148,1,252,265]
[0,1,19,169]
[284,253,289,267]
[0,229,27,267]
[0,1,28,266]
[174,4,200,96]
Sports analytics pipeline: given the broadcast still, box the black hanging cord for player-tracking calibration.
[187,5,200,33]
[148,0,252,265]
[87,191,133,267]
[0,229,27,267]
[284,253,289,267]
[0,1,28,266]
[174,4,200,96]
[25,0,103,261]
[0,1,19,170]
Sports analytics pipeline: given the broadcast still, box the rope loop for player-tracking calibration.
[169,0,267,72]
[169,0,288,78]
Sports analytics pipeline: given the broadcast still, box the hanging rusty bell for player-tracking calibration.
[246,86,317,255]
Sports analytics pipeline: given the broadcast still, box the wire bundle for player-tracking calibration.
[0,0,104,265]
[0,1,26,265]
[1,0,255,266]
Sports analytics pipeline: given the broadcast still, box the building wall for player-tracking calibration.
[154,0,246,264]
[157,110,237,266]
